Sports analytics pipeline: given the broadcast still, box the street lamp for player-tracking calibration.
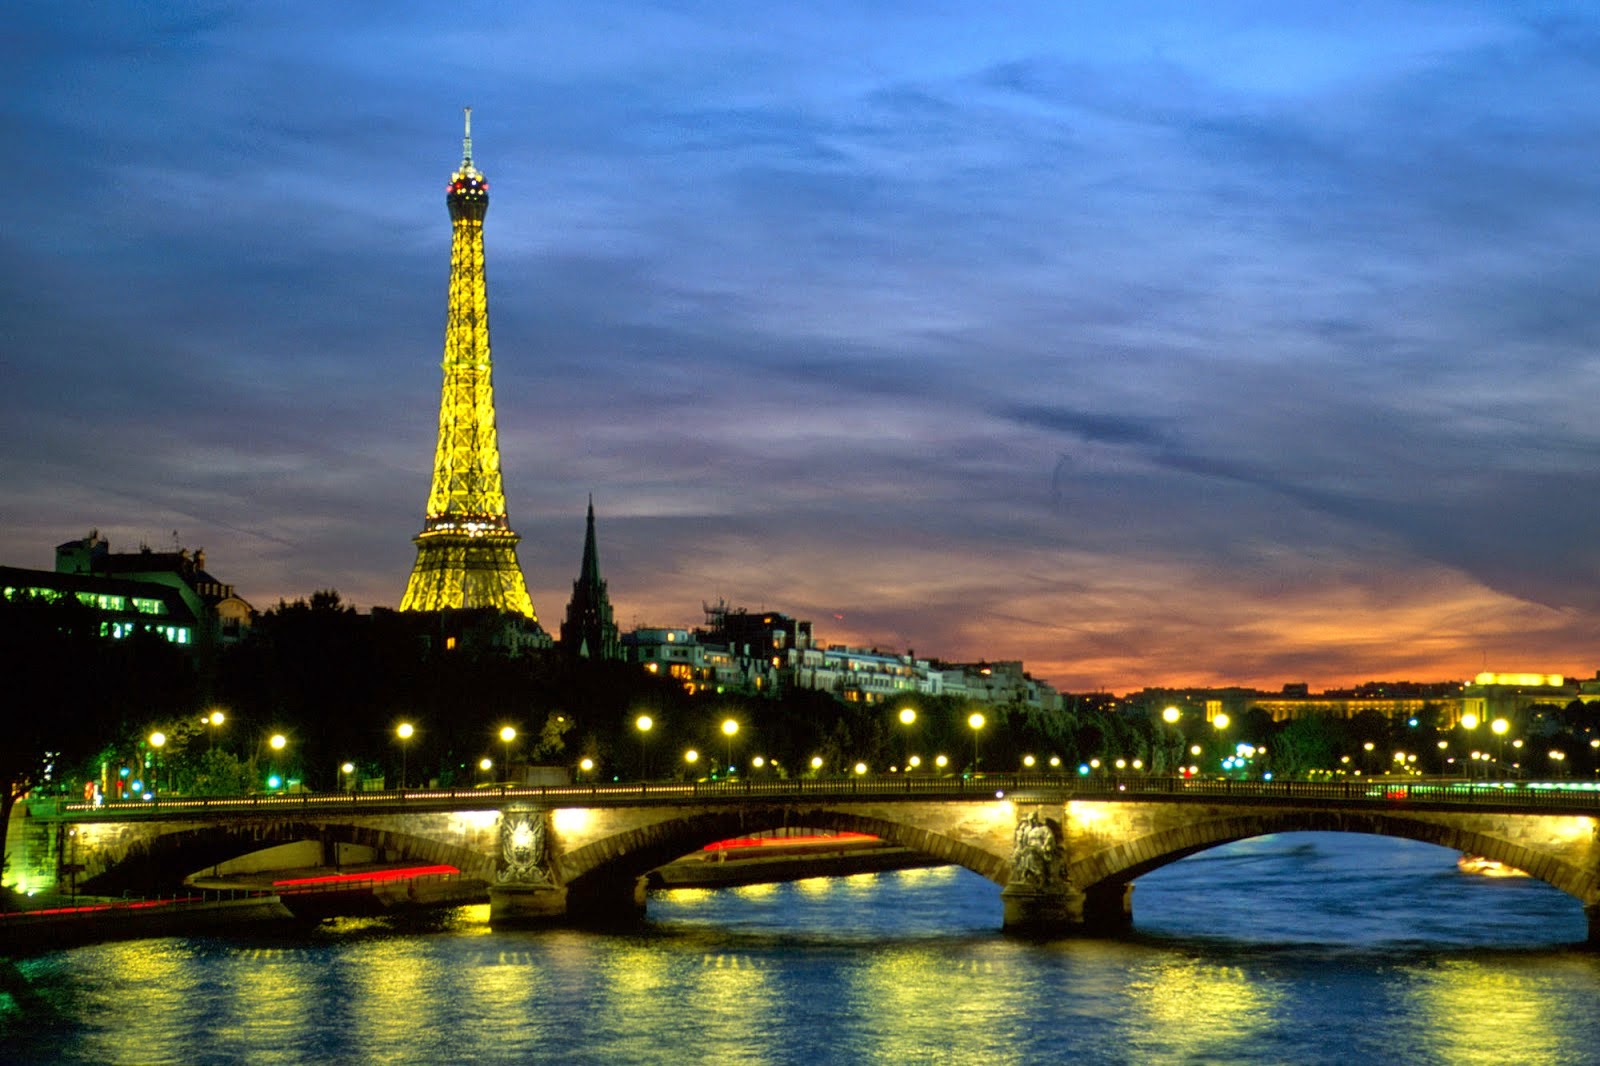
[205,709,225,751]
[722,718,739,774]
[396,722,414,789]
[1491,718,1509,777]
[264,733,287,793]
[935,754,948,773]
[578,756,595,782]
[967,712,985,772]
[1161,706,1182,775]
[148,732,166,793]
[683,750,698,780]
[340,761,355,793]
[479,757,492,784]
[898,707,917,764]
[636,714,654,779]
[499,726,516,783]
[809,755,823,774]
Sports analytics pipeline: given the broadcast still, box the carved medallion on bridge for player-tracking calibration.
[1009,808,1063,890]
[496,806,553,886]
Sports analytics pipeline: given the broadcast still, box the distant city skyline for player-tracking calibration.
[5,4,1600,691]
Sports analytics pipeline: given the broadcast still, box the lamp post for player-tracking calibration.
[1491,718,1509,778]
[579,756,595,782]
[340,761,355,794]
[205,709,225,751]
[683,750,698,781]
[1161,706,1181,775]
[148,731,166,793]
[396,722,414,790]
[499,726,516,784]
[898,707,917,766]
[721,718,739,776]
[268,733,287,792]
[967,712,985,773]
[636,715,654,780]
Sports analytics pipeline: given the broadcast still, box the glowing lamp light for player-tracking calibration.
[1491,718,1510,736]
[270,734,288,750]
[1078,764,1091,776]
[1023,754,1036,768]
[266,775,281,789]
[722,719,739,737]
[580,757,595,772]
[149,732,166,749]
[1461,713,1481,730]
[1162,706,1181,724]
[479,757,492,771]
[636,715,653,733]
[809,755,823,770]
[854,762,868,775]
[935,754,948,769]
[899,708,917,726]
[1212,713,1230,730]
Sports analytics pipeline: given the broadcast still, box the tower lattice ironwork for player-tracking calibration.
[400,109,537,618]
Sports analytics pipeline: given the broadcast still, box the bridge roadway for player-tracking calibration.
[26,776,1600,940]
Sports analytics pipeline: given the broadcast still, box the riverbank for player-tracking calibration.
[0,894,295,954]
[0,835,948,952]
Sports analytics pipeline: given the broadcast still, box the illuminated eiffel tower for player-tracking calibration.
[400,109,537,618]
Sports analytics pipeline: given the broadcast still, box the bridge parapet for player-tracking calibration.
[22,778,1600,944]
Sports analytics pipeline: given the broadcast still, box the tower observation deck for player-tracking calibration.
[400,109,537,618]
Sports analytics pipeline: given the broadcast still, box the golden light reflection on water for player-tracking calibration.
[1408,960,1583,1065]
[1120,957,1283,1061]
[846,942,1027,1065]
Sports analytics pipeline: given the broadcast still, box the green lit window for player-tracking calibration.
[132,597,166,616]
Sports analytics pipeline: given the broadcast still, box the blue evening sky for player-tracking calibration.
[4,2,1599,690]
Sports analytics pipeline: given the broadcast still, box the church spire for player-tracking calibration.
[560,496,622,660]
[579,495,601,586]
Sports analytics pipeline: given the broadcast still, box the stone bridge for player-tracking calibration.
[21,777,1600,941]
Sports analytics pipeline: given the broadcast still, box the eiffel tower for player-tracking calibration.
[400,109,536,618]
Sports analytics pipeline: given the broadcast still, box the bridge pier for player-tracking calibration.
[1000,884,1076,936]
[1001,882,1135,937]
[1082,882,1134,932]
[488,883,569,927]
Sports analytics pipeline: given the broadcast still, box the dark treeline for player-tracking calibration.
[8,591,1600,817]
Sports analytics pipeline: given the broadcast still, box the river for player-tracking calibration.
[3,832,1597,1065]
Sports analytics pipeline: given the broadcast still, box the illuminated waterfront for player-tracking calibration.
[3,833,1598,1065]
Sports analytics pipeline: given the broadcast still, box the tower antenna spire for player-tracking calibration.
[462,106,474,167]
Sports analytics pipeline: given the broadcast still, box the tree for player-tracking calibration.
[0,595,193,889]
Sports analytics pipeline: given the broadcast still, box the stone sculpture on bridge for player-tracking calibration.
[496,806,553,886]
[1009,808,1062,889]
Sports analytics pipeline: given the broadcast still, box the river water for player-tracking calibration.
[3,832,1597,1065]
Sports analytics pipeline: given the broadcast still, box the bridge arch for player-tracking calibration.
[78,818,496,894]
[1068,807,1600,909]
[557,804,1009,902]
